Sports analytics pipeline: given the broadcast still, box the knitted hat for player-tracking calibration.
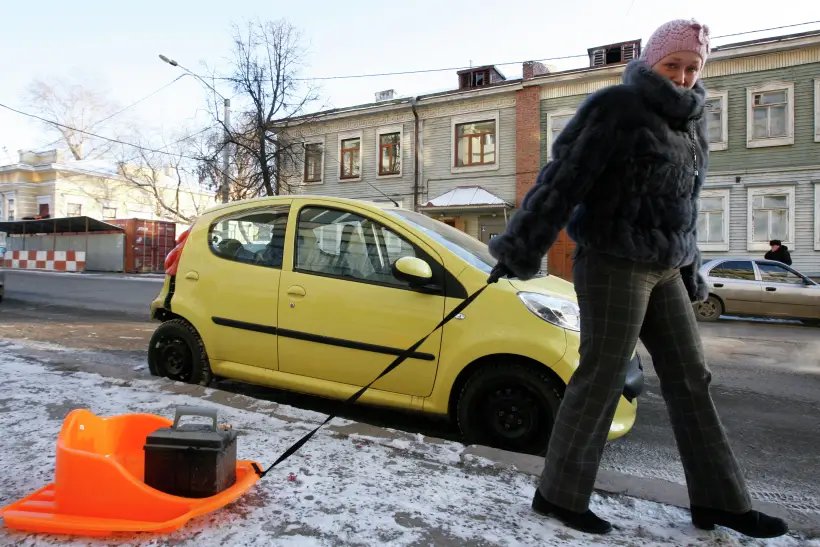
[641,19,711,69]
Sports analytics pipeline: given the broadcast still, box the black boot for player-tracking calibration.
[532,488,612,535]
[691,506,788,538]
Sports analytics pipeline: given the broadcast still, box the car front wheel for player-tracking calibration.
[694,295,723,322]
[457,361,563,456]
[147,319,213,386]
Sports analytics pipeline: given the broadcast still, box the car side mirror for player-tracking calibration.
[392,256,433,286]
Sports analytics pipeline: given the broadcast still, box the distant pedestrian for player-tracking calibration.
[487,19,787,538]
[765,239,792,265]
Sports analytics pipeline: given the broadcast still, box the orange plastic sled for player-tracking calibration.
[0,409,260,537]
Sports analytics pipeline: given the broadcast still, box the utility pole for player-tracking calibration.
[159,54,231,204]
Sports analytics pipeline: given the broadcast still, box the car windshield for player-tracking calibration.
[384,208,519,275]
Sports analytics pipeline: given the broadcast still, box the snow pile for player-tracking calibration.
[0,351,815,546]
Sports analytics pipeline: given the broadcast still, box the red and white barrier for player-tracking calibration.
[2,250,86,272]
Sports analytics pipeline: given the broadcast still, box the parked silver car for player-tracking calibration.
[0,268,4,303]
[694,258,820,325]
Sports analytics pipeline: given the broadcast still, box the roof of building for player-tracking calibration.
[421,186,512,209]
[0,216,124,235]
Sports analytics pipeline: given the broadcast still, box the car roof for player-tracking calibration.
[198,195,407,217]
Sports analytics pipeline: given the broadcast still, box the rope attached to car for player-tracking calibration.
[251,270,505,478]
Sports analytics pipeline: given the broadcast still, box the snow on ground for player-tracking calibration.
[0,350,816,546]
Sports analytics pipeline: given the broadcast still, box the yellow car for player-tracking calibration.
[149,196,642,455]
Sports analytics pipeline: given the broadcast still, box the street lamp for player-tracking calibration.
[159,54,231,204]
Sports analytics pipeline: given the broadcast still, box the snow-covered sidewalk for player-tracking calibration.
[0,349,816,546]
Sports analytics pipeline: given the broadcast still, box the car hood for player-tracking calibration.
[508,274,578,302]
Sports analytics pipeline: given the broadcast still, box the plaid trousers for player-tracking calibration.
[539,249,753,513]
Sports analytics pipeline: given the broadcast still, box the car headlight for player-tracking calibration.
[517,292,581,331]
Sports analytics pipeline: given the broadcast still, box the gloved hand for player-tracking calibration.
[488,262,513,284]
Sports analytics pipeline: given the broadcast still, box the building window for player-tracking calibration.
[338,132,362,181]
[455,120,496,167]
[697,188,730,251]
[102,207,117,219]
[747,186,795,252]
[746,82,794,148]
[209,206,290,269]
[67,203,83,217]
[814,183,820,251]
[814,78,820,143]
[705,91,728,151]
[378,132,401,176]
[303,142,324,183]
[6,198,14,221]
[546,110,576,159]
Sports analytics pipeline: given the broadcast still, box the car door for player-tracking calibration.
[277,201,446,397]
[705,260,762,315]
[188,203,291,370]
[756,261,820,320]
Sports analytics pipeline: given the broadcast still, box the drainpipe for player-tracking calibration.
[410,96,421,212]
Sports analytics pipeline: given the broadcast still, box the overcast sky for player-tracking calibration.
[1,0,818,163]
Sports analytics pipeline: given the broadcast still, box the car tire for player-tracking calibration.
[457,361,563,456]
[694,295,723,322]
[147,319,213,386]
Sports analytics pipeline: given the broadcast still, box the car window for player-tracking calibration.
[209,205,290,268]
[757,263,804,285]
[709,260,756,281]
[295,206,417,288]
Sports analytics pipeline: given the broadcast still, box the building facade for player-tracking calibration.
[278,30,820,278]
[0,149,214,231]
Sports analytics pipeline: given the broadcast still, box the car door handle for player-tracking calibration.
[765,287,777,292]
[287,286,306,297]
[713,283,724,288]
[184,271,199,281]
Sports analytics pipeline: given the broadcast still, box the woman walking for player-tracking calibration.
[488,19,787,538]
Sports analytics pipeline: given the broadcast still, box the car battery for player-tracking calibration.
[144,406,238,498]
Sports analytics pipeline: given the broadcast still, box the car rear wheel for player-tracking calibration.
[457,361,563,456]
[694,295,723,322]
[147,319,213,386]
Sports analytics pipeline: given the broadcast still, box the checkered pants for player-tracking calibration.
[539,249,753,513]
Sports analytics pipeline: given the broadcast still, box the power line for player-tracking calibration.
[35,75,188,151]
[206,19,820,82]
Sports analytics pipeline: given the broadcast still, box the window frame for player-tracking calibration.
[697,188,730,252]
[1,192,14,222]
[545,109,577,160]
[705,91,729,151]
[292,204,447,295]
[746,82,795,148]
[302,137,325,185]
[707,259,759,282]
[746,185,796,252]
[450,111,500,174]
[207,204,292,270]
[755,261,806,286]
[337,130,363,182]
[375,125,404,179]
[814,78,820,143]
[66,202,83,217]
[101,207,117,220]
[814,182,820,251]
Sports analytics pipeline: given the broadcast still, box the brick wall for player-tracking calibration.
[515,85,541,207]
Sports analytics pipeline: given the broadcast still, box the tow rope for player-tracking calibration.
[251,271,503,478]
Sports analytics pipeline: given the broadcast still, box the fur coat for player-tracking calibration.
[488,59,710,302]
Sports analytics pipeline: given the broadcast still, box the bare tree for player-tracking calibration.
[203,18,323,197]
[111,130,215,223]
[22,72,124,160]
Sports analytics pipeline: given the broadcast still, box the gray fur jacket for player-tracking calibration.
[488,59,710,302]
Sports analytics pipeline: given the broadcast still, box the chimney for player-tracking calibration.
[523,61,550,79]
[375,89,396,102]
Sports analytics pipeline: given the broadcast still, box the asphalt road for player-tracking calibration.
[1,280,819,517]
[1,270,163,316]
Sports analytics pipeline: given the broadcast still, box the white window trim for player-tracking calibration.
[814,182,820,251]
[301,136,325,185]
[337,130,363,183]
[450,110,501,174]
[698,188,730,252]
[814,79,820,143]
[746,82,795,149]
[375,125,404,179]
[746,185,796,252]
[36,195,53,216]
[1,191,15,221]
[545,109,577,160]
[706,91,729,152]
